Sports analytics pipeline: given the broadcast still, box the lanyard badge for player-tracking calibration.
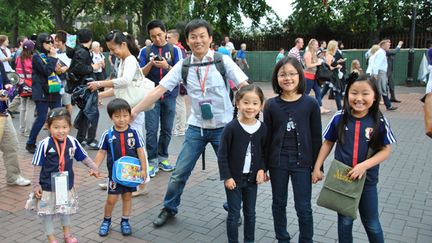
[51,137,69,206]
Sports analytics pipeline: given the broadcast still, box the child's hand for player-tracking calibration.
[311,168,324,184]
[348,163,367,180]
[34,185,42,199]
[224,178,236,190]
[256,170,265,184]
[89,169,103,179]
[140,170,147,181]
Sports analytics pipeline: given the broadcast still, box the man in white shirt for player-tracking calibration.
[132,19,248,227]
[369,39,397,110]
[224,36,235,56]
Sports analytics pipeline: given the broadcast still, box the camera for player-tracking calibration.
[153,55,164,61]
[0,90,8,97]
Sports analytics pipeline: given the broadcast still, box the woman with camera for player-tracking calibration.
[25,33,62,153]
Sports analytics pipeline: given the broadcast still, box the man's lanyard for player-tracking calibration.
[53,137,67,172]
[196,64,211,96]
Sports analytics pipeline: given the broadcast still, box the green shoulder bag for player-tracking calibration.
[316,159,366,219]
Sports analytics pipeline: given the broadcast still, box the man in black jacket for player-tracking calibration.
[386,40,403,103]
[67,29,101,149]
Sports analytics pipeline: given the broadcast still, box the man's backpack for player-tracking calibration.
[181,52,227,87]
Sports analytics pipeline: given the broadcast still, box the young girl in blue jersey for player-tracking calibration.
[264,57,322,243]
[31,107,101,243]
[93,98,148,237]
[217,84,267,243]
[312,73,396,243]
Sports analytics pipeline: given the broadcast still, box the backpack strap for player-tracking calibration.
[145,46,152,63]
[168,43,174,62]
[108,128,115,161]
[181,52,227,88]
[181,56,192,85]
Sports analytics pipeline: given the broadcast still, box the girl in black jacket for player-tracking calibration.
[217,85,267,243]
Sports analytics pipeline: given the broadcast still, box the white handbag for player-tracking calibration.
[114,62,155,108]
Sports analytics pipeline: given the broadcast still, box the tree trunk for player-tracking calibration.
[11,9,19,48]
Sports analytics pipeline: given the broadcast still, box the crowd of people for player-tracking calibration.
[275,37,405,115]
[1,17,431,243]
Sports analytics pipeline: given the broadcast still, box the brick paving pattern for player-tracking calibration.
[0,83,431,242]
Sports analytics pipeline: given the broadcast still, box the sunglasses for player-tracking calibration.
[48,108,69,119]
[44,39,53,44]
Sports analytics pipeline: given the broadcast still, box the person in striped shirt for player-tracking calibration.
[287,37,304,63]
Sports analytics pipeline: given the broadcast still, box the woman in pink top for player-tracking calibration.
[303,39,330,114]
[15,40,36,137]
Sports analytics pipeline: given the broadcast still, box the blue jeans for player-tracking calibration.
[382,95,392,109]
[145,96,176,165]
[321,83,342,110]
[163,125,223,214]
[305,78,322,106]
[269,162,313,243]
[27,100,61,145]
[225,174,257,243]
[338,184,384,243]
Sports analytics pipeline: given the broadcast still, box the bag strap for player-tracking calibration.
[108,128,127,161]
[20,57,28,79]
[108,128,115,161]
[181,52,227,88]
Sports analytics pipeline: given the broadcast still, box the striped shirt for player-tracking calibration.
[287,47,301,63]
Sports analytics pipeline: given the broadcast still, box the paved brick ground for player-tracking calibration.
[0,82,431,242]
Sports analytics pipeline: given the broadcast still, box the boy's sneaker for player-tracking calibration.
[120,221,132,236]
[87,140,99,150]
[149,165,158,178]
[98,220,111,237]
[159,160,175,172]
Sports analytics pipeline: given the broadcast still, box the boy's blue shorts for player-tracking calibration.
[107,179,137,195]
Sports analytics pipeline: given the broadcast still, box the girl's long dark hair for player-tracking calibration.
[105,31,140,58]
[337,73,384,150]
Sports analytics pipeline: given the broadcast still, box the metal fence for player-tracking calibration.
[243,49,428,84]
[233,32,432,51]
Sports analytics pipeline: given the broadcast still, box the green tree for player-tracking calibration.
[0,0,52,46]
[48,0,98,31]
[190,0,271,37]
